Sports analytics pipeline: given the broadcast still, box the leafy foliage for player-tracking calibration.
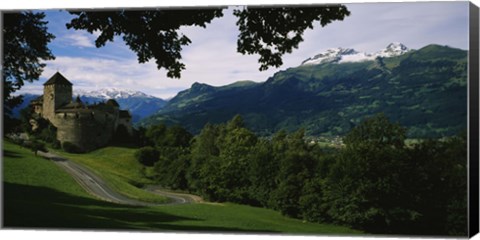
[343,113,406,148]
[324,114,412,232]
[134,146,160,167]
[67,6,350,78]
[147,114,467,236]
[18,105,60,149]
[3,11,55,133]
[67,9,224,78]
[24,139,47,156]
[234,6,350,70]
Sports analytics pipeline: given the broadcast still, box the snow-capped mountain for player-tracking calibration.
[301,42,411,65]
[74,88,155,100]
[74,88,168,123]
[377,42,411,58]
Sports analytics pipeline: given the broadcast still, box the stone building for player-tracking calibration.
[31,72,132,151]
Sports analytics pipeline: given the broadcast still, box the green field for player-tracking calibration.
[3,140,360,234]
[53,146,168,203]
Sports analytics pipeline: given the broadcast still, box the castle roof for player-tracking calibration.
[44,72,73,86]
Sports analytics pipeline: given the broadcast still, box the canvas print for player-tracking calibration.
[2,1,478,237]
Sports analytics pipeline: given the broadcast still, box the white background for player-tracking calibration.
[1,1,479,240]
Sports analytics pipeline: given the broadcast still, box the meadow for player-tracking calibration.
[3,139,360,234]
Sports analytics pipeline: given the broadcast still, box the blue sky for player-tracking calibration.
[17,1,470,99]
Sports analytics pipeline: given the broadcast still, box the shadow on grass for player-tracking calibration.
[3,150,22,158]
[3,182,277,233]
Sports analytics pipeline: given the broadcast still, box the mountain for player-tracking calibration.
[301,42,411,65]
[11,88,167,123]
[139,43,468,138]
[74,88,153,99]
[74,88,168,123]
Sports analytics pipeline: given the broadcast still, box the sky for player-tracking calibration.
[16,1,470,99]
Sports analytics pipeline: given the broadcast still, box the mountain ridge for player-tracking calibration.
[301,42,412,65]
[73,88,158,99]
[139,44,468,138]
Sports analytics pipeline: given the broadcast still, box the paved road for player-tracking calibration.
[144,185,204,204]
[38,151,202,206]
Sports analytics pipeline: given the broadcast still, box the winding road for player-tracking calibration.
[38,151,202,206]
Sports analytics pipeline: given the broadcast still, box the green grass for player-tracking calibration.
[3,140,92,198]
[3,140,360,234]
[53,146,168,203]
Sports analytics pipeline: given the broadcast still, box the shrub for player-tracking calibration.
[134,146,160,166]
[24,139,47,156]
[62,141,83,153]
[51,139,61,149]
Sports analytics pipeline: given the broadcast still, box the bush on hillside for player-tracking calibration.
[135,146,160,167]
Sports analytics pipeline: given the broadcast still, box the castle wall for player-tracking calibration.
[43,84,72,121]
[54,111,116,152]
[116,118,133,135]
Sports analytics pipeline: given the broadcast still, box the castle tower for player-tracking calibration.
[42,72,73,122]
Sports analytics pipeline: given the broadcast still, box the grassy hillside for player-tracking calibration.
[54,146,168,203]
[3,140,360,234]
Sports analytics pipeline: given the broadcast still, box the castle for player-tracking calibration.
[30,72,133,152]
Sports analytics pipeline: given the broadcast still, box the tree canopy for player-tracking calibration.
[3,11,55,117]
[3,11,55,133]
[66,6,350,78]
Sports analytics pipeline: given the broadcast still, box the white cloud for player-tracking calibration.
[31,56,193,99]
[62,31,96,48]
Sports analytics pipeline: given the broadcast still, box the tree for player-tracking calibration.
[234,6,350,71]
[405,134,467,235]
[324,114,413,233]
[248,139,277,207]
[145,123,167,146]
[66,6,350,78]
[163,125,193,148]
[187,123,221,194]
[26,139,47,156]
[214,117,257,202]
[343,113,406,149]
[3,12,55,124]
[271,129,316,218]
[135,146,160,166]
